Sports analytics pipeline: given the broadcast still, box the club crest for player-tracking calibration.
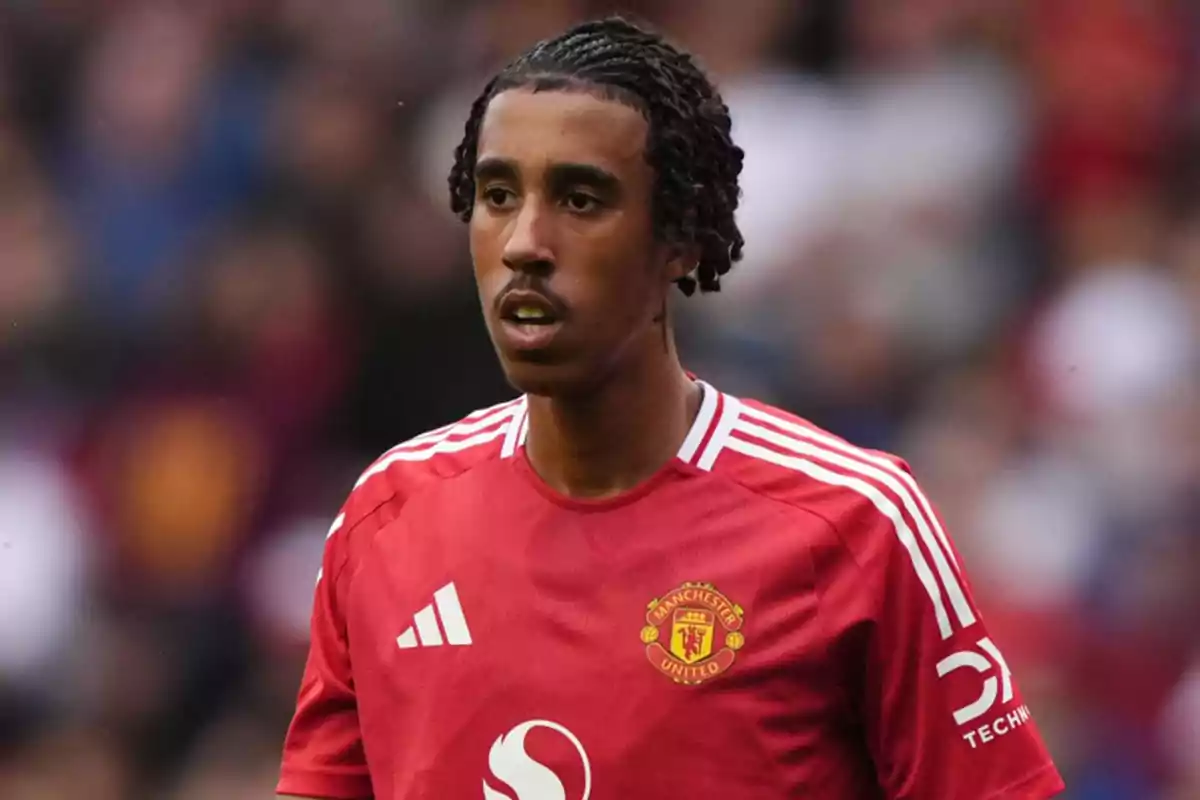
[641,581,745,685]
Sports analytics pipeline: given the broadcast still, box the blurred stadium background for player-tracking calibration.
[0,0,1196,797]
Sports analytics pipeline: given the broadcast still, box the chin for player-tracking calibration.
[498,357,600,399]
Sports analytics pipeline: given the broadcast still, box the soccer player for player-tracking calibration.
[277,16,1065,800]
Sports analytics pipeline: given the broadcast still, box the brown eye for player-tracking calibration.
[564,192,600,214]
[482,187,514,209]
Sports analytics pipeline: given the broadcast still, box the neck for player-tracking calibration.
[523,344,700,500]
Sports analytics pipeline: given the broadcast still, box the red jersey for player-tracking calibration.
[278,382,1064,799]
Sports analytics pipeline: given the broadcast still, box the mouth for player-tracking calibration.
[497,289,563,326]
[495,289,566,351]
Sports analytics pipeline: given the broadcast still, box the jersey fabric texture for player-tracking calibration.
[278,381,1065,799]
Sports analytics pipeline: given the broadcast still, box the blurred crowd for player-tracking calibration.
[0,0,1196,797]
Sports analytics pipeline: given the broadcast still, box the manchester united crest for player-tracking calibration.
[641,581,745,685]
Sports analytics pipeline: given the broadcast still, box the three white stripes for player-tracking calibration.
[716,403,973,640]
[320,401,527,586]
[356,399,524,487]
[396,582,473,649]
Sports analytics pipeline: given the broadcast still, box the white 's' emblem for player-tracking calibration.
[482,720,591,800]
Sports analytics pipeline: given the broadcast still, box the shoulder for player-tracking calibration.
[334,395,528,541]
[706,390,970,618]
[707,388,966,597]
[702,391,950,568]
[705,393,914,517]
[702,388,974,638]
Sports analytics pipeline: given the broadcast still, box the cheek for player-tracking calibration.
[469,220,504,285]
[467,220,489,273]
[610,228,666,305]
[604,228,662,305]
[590,253,663,331]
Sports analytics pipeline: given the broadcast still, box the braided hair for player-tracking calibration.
[448,16,744,296]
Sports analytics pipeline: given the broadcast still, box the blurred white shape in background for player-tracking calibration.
[1033,266,1196,421]
[0,446,90,688]
[1030,266,1198,512]
[970,449,1106,611]
[723,73,845,295]
[243,516,328,647]
[836,56,1025,360]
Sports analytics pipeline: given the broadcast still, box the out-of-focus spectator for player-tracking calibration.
[0,723,134,800]
[0,131,74,358]
[59,2,269,348]
[167,708,288,800]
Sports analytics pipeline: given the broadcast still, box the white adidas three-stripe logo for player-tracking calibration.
[396,582,473,649]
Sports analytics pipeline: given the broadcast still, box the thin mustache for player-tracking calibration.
[494,276,569,316]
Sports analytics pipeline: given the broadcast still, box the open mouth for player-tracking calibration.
[497,290,563,327]
[505,307,556,326]
[496,289,565,351]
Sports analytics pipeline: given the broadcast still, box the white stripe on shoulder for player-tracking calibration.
[676,380,721,463]
[733,413,974,635]
[317,511,348,584]
[355,426,510,487]
[739,404,961,573]
[724,433,957,640]
[386,398,522,454]
[326,512,345,540]
[697,395,742,471]
[354,401,521,489]
[500,396,528,458]
[316,401,521,585]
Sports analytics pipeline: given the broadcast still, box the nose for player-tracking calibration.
[501,197,555,274]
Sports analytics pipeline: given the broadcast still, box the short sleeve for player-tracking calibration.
[277,509,374,799]
[838,462,1066,799]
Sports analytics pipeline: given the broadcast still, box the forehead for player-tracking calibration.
[476,88,649,174]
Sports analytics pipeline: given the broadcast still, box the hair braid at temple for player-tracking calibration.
[448,15,744,295]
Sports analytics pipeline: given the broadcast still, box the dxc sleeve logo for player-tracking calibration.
[937,636,1036,749]
[936,636,1012,725]
[482,720,592,800]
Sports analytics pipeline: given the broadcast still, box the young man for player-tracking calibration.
[277,16,1064,800]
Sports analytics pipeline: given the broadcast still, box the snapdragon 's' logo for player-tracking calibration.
[482,720,590,800]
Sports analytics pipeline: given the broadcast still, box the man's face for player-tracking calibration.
[469,88,674,396]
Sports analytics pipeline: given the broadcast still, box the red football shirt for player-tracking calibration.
[278,381,1065,799]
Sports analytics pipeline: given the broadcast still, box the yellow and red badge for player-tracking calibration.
[641,581,745,685]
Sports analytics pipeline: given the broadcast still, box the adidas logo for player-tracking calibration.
[396,582,473,649]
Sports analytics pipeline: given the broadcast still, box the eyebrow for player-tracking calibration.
[474,157,621,196]
[545,162,621,196]
[474,157,518,184]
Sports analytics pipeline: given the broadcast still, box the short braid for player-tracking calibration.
[448,15,744,296]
